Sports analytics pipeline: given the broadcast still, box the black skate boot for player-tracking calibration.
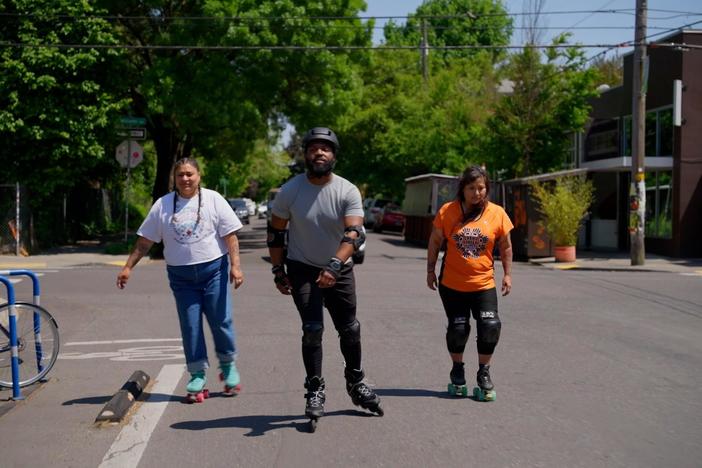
[448,361,468,397]
[473,364,496,401]
[345,369,384,416]
[304,376,325,432]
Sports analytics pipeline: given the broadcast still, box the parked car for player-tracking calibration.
[257,202,268,219]
[243,197,257,216]
[228,198,250,224]
[363,198,391,228]
[372,203,405,233]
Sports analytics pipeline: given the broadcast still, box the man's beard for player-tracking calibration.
[305,158,336,177]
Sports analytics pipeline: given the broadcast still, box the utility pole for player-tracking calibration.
[420,18,429,84]
[629,0,647,265]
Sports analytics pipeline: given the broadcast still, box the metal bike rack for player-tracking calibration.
[0,269,42,400]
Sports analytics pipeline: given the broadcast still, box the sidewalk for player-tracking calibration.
[1,244,701,275]
[530,251,702,275]
[0,243,131,270]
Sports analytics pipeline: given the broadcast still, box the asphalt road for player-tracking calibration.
[1,217,701,468]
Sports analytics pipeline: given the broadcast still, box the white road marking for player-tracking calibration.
[65,338,182,346]
[99,363,185,468]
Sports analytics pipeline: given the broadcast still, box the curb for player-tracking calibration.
[530,262,673,273]
[95,370,150,424]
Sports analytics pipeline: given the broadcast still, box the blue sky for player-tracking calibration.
[363,0,702,59]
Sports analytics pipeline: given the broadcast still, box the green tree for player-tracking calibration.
[590,52,622,87]
[331,0,512,199]
[0,0,129,244]
[98,0,372,202]
[486,34,600,178]
[337,51,497,199]
[383,0,512,63]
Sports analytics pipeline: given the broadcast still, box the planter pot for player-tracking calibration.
[554,245,576,263]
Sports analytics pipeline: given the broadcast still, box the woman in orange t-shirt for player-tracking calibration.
[426,166,513,401]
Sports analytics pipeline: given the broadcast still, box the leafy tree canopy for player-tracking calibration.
[486,33,600,178]
[0,0,128,198]
[383,0,512,63]
[98,0,373,201]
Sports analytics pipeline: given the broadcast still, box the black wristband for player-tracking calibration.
[324,257,342,279]
[271,264,285,275]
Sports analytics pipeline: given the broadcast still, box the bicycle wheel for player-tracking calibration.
[0,302,60,388]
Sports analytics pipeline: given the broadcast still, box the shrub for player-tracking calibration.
[531,176,594,246]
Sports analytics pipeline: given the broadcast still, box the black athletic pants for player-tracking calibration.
[286,259,361,378]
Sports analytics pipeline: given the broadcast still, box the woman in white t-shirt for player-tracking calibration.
[117,158,244,403]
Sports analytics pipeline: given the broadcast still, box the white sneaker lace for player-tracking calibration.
[308,390,324,407]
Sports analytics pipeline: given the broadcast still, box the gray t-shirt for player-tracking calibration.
[272,173,363,267]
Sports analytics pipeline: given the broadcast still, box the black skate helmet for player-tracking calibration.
[302,127,340,154]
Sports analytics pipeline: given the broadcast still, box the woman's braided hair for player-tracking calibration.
[171,157,202,227]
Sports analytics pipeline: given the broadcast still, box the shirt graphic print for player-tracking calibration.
[171,203,203,244]
[452,226,489,259]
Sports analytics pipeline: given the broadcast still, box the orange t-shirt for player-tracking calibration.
[433,200,514,292]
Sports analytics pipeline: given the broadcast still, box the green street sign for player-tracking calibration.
[120,116,146,126]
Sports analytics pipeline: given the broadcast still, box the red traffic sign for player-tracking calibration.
[115,140,144,168]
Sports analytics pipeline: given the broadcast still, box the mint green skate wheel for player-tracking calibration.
[473,387,482,400]
[460,386,468,397]
[448,383,456,395]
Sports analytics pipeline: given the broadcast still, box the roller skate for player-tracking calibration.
[447,361,468,397]
[473,364,496,401]
[304,376,325,433]
[185,372,209,403]
[219,362,241,397]
[345,369,384,417]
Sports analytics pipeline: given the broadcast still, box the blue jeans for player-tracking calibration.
[167,255,236,373]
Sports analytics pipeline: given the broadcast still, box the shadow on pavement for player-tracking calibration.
[375,387,455,400]
[62,395,113,406]
[171,409,373,436]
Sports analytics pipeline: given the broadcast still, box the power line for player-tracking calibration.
[0,9,699,22]
[0,42,653,51]
[585,17,702,64]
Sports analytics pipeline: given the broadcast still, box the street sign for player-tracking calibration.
[120,116,146,126]
[115,140,144,168]
[116,128,147,140]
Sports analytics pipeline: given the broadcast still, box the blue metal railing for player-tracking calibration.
[0,269,42,400]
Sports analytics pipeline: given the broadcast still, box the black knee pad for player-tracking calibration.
[338,320,361,346]
[302,322,323,347]
[446,318,470,353]
[477,311,501,346]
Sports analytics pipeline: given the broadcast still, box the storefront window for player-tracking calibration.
[621,107,673,157]
[658,108,673,156]
[645,171,673,239]
[645,112,657,156]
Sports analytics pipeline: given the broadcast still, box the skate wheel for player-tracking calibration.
[373,404,384,417]
[473,387,482,400]
[223,384,241,397]
[460,386,468,397]
[448,383,456,396]
[202,389,210,399]
[484,390,496,401]
[308,418,317,433]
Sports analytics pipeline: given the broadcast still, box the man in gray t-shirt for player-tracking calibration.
[268,127,383,430]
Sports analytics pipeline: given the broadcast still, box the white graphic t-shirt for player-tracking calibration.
[137,188,242,266]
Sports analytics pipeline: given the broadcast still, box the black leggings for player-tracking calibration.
[438,285,501,355]
[286,259,361,378]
